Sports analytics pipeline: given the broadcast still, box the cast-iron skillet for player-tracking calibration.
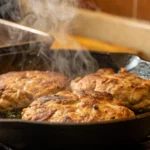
[0,43,150,150]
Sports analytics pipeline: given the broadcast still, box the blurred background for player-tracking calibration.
[1,0,150,22]
[81,0,150,21]
[1,0,150,60]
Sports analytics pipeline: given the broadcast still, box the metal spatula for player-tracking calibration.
[0,19,53,48]
[109,53,150,79]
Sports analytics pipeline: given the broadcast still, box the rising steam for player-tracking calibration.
[1,0,98,78]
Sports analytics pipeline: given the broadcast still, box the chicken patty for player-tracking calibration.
[22,91,135,123]
[0,71,69,111]
[71,68,150,112]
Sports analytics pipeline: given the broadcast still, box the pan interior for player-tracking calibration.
[0,47,149,121]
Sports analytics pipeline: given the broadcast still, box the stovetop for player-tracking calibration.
[140,136,150,150]
[0,144,149,150]
[1,137,150,150]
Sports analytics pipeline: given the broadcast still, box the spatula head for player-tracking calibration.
[109,53,150,79]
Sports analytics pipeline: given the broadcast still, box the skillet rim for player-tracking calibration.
[0,48,149,126]
[0,111,149,126]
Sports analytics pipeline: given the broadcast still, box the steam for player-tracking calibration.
[20,0,79,33]
[0,0,21,21]
[80,0,101,11]
[1,0,98,78]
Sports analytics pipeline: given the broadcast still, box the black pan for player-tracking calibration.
[0,43,150,150]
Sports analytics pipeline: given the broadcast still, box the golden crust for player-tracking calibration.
[71,68,150,112]
[22,91,135,123]
[0,71,69,111]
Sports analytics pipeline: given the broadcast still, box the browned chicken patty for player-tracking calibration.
[0,71,69,111]
[71,68,150,112]
[22,91,135,123]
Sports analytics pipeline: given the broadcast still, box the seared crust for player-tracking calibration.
[71,68,150,112]
[0,71,69,111]
[22,91,135,123]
